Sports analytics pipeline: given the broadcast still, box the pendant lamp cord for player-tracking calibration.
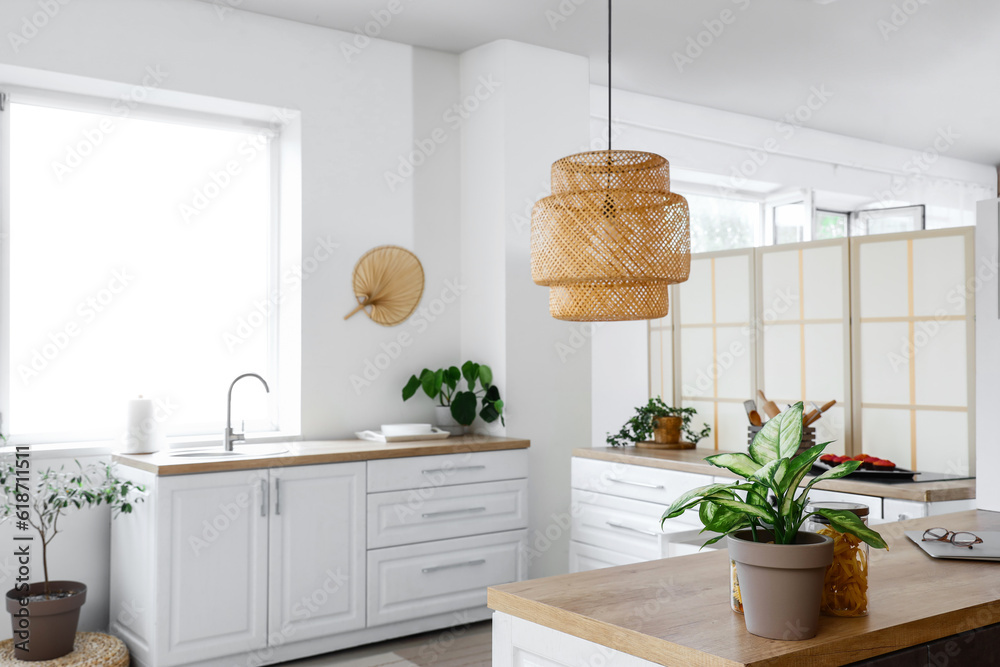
[607,0,612,152]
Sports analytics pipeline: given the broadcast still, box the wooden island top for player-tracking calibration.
[490,510,1000,667]
[114,435,528,475]
[576,446,976,503]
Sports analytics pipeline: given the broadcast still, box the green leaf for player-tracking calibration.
[478,364,493,388]
[661,483,734,521]
[751,459,782,487]
[748,402,804,464]
[419,369,439,399]
[708,497,777,524]
[402,375,421,401]
[445,366,462,390]
[461,361,480,389]
[705,453,761,479]
[450,391,478,425]
[796,459,861,503]
[814,509,888,550]
[776,442,827,495]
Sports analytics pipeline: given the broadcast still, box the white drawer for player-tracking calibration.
[572,457,712,506]
[571,489,698,561]
[367,530,526,627]
[368,479,528,548]
[568,541,644,573]
[368,449,528,493]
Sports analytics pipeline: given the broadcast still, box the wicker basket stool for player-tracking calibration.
[0,633,128,667]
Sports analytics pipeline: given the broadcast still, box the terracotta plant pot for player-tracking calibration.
[652,416,682,444]
[727,530,833,640]
[5,581,87,661]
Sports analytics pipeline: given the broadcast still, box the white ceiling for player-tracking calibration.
[207,0,1000,166]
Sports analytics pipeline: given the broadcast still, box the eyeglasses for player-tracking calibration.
[922,527,984,550]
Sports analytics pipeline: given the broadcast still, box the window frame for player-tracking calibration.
[0,84,302,447]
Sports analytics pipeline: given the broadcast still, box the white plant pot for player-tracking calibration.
[434,405,466,436]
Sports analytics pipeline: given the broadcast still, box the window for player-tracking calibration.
[813,210,849,240]
[684,193,760,253]
[852,205,925,236]
[3,97,286,444]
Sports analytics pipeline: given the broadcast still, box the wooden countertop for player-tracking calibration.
[490,510,1000,667]
[114,435,529,476]
[576,447,975,503]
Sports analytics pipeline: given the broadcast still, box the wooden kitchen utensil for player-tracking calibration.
[756,390,781,420]
[743,400,762,427]
[804,399,836,426]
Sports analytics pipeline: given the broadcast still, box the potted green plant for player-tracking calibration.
[660,402,887,640]
[0,459,145,661]
[402,361,504,434]
[606,397,711,447]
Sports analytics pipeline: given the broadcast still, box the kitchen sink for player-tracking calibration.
[168,444,290,458]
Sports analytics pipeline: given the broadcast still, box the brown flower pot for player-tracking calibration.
[727,530,832,641]
[5,581,87,661]
[652,416,682,444]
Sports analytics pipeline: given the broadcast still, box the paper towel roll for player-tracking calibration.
[124,396,162,454]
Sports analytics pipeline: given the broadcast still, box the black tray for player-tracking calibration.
[809,461,917,481]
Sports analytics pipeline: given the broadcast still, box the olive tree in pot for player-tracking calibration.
[0,458,145,660]
[661,403,887,640]
[402,361,504,435]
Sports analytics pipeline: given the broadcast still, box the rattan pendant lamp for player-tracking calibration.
[530,0,691,321]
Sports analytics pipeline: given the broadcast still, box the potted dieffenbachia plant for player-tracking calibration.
[402,361,504,434]
[661,403,887,640]
[0,460,145,661]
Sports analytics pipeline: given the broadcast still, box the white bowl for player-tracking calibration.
[381,423,434,437]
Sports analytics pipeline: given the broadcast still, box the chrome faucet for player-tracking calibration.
[225,373,270,451]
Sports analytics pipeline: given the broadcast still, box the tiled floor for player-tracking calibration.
[285,621,492,667]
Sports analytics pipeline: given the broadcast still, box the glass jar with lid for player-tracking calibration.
[806,501,870,617]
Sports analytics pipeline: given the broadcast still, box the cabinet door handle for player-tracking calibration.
[275,478,280,516]
[421,465,486,475]
[609,478,664,490]
[260,479,267,517]
[422,507,487,519]
[421,558,486,574]
[606,521,659,537]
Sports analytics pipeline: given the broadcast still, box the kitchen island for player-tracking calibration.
[490,510,1000,667]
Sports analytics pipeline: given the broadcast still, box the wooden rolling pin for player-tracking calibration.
[756,390,781,420]
[803,400,837,426]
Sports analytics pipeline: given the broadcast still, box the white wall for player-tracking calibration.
[591,321,649,447]
[0,0,462,633]
[460,41,591,578]
[975,199,999,512]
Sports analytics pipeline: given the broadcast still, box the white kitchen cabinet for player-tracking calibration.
[159,469,269,665]
[268,463,366,643]
[112,447,529,667]
[111,462,366,667]
[883,497,977,522]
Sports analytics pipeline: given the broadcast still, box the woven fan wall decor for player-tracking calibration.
[344,245,424,326]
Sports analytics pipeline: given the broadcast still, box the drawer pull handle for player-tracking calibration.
[422,559,486,574]
[260,479,267,518]
[421,465,486,475]
[609,478,664,490]
[606,521,659,537]
[422,507,487,519]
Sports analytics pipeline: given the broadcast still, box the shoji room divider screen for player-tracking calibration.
[649,227,975,473]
